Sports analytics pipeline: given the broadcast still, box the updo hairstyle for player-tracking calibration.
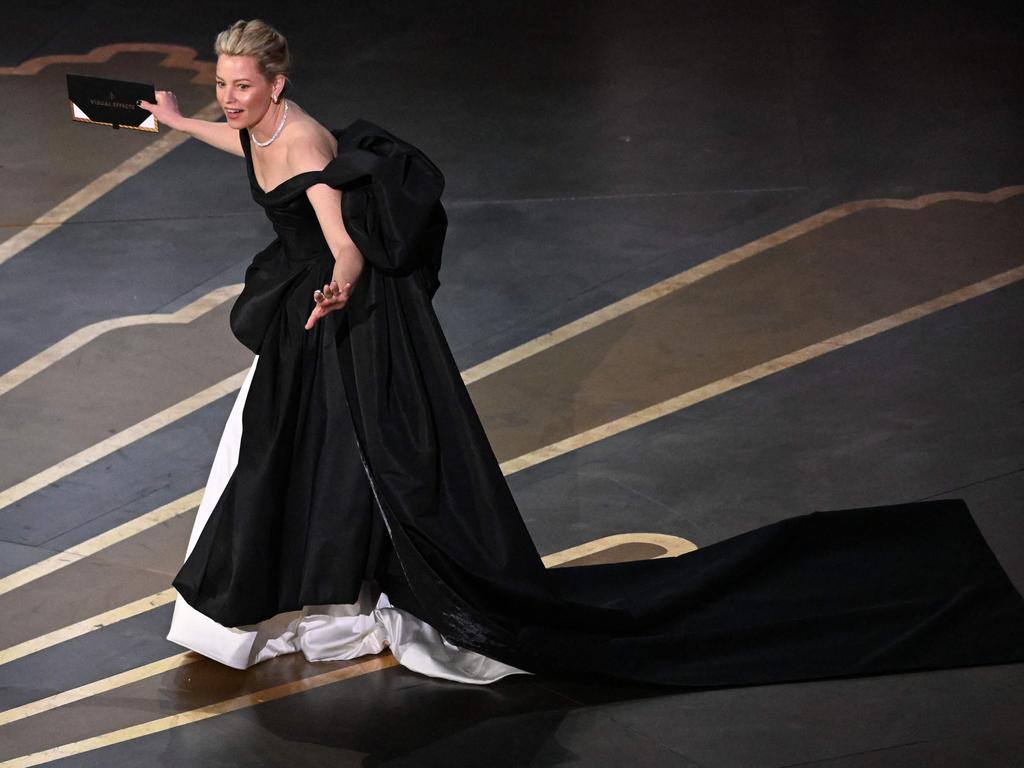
[213,19,292,98]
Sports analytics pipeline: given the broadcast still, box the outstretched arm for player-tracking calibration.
[137,91,243,157]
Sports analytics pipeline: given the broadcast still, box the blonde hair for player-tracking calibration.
[214,19,292,96]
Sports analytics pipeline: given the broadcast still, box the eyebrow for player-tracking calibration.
[215,77,252,82]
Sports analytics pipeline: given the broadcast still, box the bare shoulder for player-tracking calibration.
[285,111,338,172]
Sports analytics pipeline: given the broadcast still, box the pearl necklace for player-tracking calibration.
[251,99,289,147]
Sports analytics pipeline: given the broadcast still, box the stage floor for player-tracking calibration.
[1,1,1021,765]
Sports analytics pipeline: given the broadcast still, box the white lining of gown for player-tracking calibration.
[166,353,530,684]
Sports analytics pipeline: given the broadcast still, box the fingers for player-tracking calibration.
[313,280,353,306]
[304,304,320,330]
[137,91,174,109]
[138,90,175,112]
[307,280,354,330]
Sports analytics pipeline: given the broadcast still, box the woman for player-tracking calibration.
[140,19,1024,688]
[141,19,527,684]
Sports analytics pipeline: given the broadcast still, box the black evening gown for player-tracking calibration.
[171,119,1024,687]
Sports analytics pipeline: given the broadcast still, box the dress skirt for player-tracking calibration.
[165,353,530,684]
[166,118,1024,689]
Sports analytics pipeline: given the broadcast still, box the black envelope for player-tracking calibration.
[67,73,159,132]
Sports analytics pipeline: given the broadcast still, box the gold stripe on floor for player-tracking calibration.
[0,653,200,727]
[0,655,398,768]
[0,590,175,666]
[4,187,1017,510]
[541,532,697,566]
[0,534,693,766]
[0,43,216,78]
[460,185,1024,384]
[3,262,1021,670]
[498,262,1024,474]
[0,185,1020,762]
[0,372,246,511]
[0,286,240,397]
[0,490,202,596]
[0,532,695,729]
[0,97,223,268]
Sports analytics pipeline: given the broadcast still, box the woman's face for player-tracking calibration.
[215,54,282,127]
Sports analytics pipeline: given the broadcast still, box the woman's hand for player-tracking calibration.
[305,257,362,330]
[137,90,184,130]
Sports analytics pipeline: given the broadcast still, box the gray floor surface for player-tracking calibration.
[1,1,1021,766]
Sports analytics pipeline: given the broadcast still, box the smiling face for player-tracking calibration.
[215,54,284,127]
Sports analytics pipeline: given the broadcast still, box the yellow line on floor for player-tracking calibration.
[0,529,695,676]
[0,652,200,727]
[0,286,240,398]
[498,262,1024,475]
[540,532,697,566]
[4,186,1018,514]
[0,590,176,667]
[0,372,247,511]
[0,99,223,268]
[2,263,1021,671]
[0,490,202,596]
[0,654,399,768]
[460,185,1024,385]
[0,187,1018,762]
[0,533,695,728]
[0,43,216,80]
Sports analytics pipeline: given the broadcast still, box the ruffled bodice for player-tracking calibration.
[228,120,447,354]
